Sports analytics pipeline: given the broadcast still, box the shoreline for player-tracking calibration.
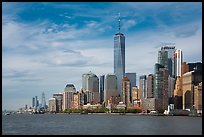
[47,112,202,117]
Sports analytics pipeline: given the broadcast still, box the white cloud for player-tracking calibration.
[122,19,137,31]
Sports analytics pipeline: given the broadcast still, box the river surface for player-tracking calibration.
[2,113,202,135]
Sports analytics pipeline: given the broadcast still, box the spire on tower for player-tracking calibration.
[118,12,120,33]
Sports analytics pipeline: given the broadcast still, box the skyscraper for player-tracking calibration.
[147,74,154,98]
[114,13,125,96]
[174,49,183,77]
[53,93,63,112]
[122,76,131,108]
[158,49,168,69]
[139,75,147,99]
[104,74,118,106]
[82,71,99,104]
[125,73,136,102]
[99,75,105,103]
[41,92,46,109]
[161,46,176,77]
[63,84,76,110]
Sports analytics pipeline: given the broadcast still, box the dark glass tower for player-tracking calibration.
[99,75,105,103]
[114,13,125,96]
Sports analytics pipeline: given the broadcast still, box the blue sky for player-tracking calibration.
[2,2,202,110]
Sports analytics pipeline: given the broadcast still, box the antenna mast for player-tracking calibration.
[118,12,120,33]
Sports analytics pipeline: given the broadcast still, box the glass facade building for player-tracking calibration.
[161,46,176,77]
[99,75,105,103]
[154,63,164,99]
[104,74,118,106]
[82,71,99,104]
[114,32,125,97]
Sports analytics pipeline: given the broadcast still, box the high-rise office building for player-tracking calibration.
[168,76,175,104]
[53,93,63,112]
[99,75,105,103]
[63,84,76,110]
[161,46,176,77]
[32,97,35,108]
[35,96,38,108]
[139,75,147,99]
[114,13,125,96]
[49,98,56,112]
[41,92,46,109]
[154,63,164,99]
[147,74,154,98]
[160,68,169,110]
[158,49,168,69]
[125,73,136,103]
[122,76,131,108]
[174,49,183,77]
[104,74,118,106]
[82,71,99,104]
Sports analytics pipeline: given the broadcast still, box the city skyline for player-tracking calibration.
[2,2,202,110]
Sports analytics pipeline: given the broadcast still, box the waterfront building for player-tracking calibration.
[168,76,175,104]
[116,102,126,110]
[48,98,56,112]
[154,63,164,99]
[182,71,193,110]
[154,63,169,111]
[139,75,147,99]
[32,97,35,108]
[73,92,81,109]
[82,71,99,104]
[85,90,93,104]
[141,98,157,111]
[182,70,202,110]
[173,76,183,109]
[125,73,136,103]
[82,103,102,110]
[174,49,183,78]
[160,68,169,111]
[63,84,76,111]
[53,93,63,113]
[147,74,154,98]
[99,75,105,103]
[114,13,125,97]
[79,89,86,105]
[194,82,202,114]
[107,96,121,109]
[122,76,131,108]
[41,92,46,109]
[35,96,38,108]
[104,73,118,106]
[132,86,141,107]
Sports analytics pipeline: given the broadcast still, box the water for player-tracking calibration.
[2,113,202,135]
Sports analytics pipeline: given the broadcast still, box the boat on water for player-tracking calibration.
[4,113,10,115]
[80,111,88,114]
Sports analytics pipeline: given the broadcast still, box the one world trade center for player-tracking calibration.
[114,13,125,96]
